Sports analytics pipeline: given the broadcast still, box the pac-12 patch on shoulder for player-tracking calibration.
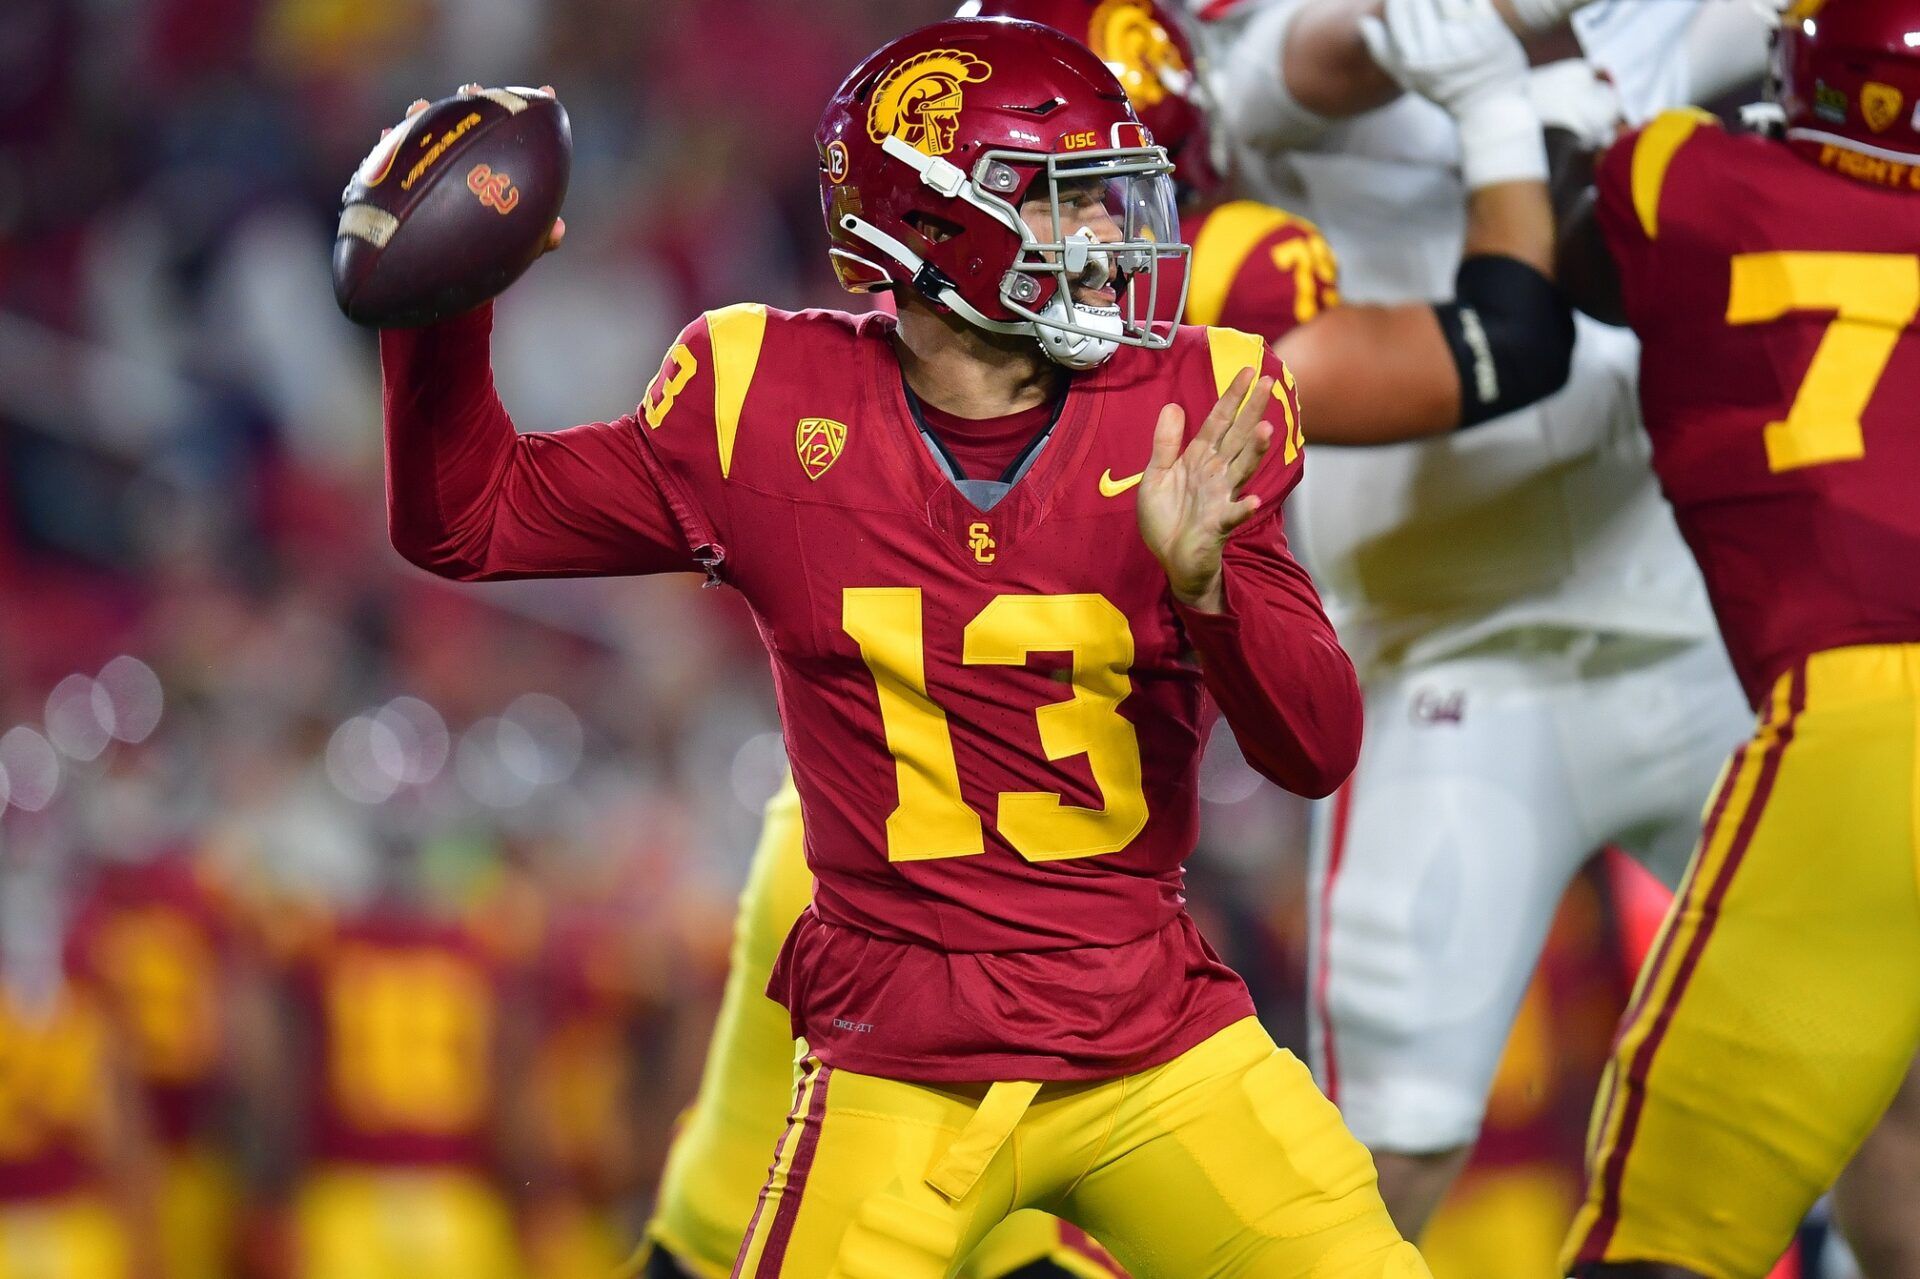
[796,417,848,480]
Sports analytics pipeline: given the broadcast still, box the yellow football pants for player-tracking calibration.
[734,1017,1426,1279]
[639,783,1128,1279]
[1562,644,1920,1278]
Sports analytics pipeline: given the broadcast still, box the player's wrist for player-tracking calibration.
[1171,569,1227,614]
[1452,89,1549,190]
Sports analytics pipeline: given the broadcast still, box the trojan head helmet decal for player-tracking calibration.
[866,49,992,155]
[1088,0,1190,109]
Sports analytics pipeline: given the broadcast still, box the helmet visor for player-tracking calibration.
[975,145,1190,350]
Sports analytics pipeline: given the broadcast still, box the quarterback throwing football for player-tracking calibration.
[379,18,1424,1279]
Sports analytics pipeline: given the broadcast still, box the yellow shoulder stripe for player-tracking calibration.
[1206,325,1267,404]
[1206,326,1301,463]
[705,303,768,479]
[1631,108,1717,241]
[1186,200,1298,328]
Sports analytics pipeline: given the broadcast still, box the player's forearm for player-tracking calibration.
[1278,305,1460,444]
[381,304,522,578]
[1176,543,1362,798]
[381,308,688,580]
[1463,180,1554,274]
[1282,0,1403,120]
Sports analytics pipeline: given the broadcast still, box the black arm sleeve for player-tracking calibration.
[1432,255,1577,428]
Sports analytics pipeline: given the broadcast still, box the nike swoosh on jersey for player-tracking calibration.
[1099,469,1145,497]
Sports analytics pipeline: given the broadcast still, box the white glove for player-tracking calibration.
[1359,0,1549,190]
[1528,58,1625,150]
[1507,0,1594,34]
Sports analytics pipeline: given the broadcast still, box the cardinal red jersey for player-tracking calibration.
[67,852,232,1149]
[1149,200,1342,339]
[288,912,505,1169]
[1597,111,1920,704]
[382,305,1354,1083]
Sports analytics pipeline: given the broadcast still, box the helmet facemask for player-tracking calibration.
[854,132,1189,370]
[984,147,1188,368]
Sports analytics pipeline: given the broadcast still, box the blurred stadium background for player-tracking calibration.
[0,1,1821,1276]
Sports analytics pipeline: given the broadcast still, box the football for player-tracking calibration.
[333,87,571,328]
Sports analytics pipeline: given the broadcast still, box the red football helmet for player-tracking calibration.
[1774,0,1920,174]
[817,17,1188,368]
[955,0,1223,190]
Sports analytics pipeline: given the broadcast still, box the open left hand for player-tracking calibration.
[1137,366,1275,614]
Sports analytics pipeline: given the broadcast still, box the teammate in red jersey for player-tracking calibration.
[1550,1,1920,1274]
[378,18,1426,1277]
[67,846,244,1279]
[275,901,526,1279]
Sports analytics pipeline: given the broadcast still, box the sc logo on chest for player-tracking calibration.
[967,522,996,564]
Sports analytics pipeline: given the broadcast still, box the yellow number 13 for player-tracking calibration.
[1726,251,1920,472]
[842,589,1149,864]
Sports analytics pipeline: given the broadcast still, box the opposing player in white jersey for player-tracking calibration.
[1179,0,1765,1236]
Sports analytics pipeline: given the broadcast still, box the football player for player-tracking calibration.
[67,843,243,1279]
[273,876,527,1279]
[1548,2,1920,1274]
[1176,0,1761,1237]
[0,860,159,1279]
[635,1,1576,1271]
[380,18,1428,1277]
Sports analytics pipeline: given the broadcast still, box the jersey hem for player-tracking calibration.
[797,987,1256,1084]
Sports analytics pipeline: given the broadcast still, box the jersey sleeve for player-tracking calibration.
[381,305,708,580]
[1171,326,1358,798]
[618,303,783,577]
[1594,108,1720,328]
[1186,201,1341,342]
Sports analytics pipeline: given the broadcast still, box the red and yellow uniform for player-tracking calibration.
[0,982,131,1279]
[1562,110,1920,1278]
[639,207,1340,1279]
[286,913,522,1279]
[1171,200,1341,334]
[639,784,1125,1279]
[382,297,1415,1277]
[68,852,239,1279]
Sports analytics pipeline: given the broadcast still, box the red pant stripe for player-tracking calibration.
[755,1063,833,1279]
[1578,665,1805,1264]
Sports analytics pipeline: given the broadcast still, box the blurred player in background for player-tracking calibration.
[68,840,243,1279]
[266,835,529,1279]
[635,1,1577,1273]
[1182,0,1765,1237]
[1552,1,1920,1273]
[379,15,1431,1274]
[0,844,158,1279]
